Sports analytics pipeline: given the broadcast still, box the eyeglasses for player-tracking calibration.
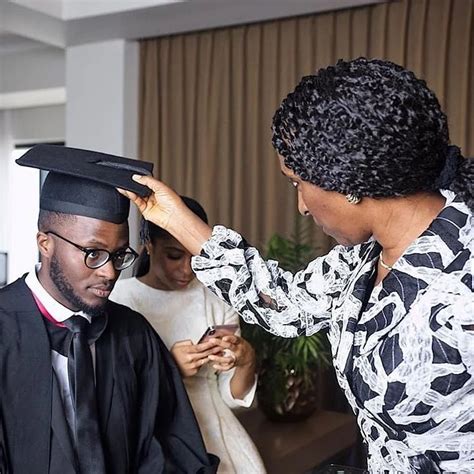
[45,231,138,271]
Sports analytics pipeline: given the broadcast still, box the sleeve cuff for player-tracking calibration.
[218,370,258,409]
[198,225,243,258]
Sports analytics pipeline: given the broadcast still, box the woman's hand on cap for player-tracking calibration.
[118,174,213,255]
[117,175,182,230]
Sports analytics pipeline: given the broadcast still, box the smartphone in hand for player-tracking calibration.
[197,324,239,344]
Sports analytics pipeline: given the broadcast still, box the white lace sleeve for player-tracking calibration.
[192,225,354,337]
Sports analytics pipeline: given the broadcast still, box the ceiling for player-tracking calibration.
[0,32,47,54]
[0,0,386,54]
[10,0,185,20]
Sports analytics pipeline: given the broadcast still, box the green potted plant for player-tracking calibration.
[241,219,332,422]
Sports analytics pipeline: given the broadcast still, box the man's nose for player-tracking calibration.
[96,259,120,280]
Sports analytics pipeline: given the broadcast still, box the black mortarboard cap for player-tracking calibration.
[16,144,154,224]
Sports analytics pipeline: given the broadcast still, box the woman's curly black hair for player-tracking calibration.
[272,57,473,209]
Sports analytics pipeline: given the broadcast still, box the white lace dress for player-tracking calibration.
[110,278,266,474]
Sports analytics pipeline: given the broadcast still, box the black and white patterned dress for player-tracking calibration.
[192,191,473,473]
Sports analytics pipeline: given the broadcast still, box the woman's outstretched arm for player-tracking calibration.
[119,174,354,337]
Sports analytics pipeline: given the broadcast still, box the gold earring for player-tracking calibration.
[346,193,361,204]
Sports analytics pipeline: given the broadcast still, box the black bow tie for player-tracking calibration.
[45,313,107,357]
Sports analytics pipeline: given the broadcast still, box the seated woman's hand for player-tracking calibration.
[208,335,256,372]
[171,339,224,377]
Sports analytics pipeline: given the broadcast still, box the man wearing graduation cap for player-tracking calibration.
[0,145,219,474]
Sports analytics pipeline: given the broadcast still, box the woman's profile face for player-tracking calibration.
[146,236,195,290]
[279,157,371,246]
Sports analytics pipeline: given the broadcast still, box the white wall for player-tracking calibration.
[0,47,65,283]
[66,39,140,264]
[0,112,13,254]
[11,104,65,144]
[66,39,138,157]
[0,47,65,93]
[0,115,41,284]
[6,147,40,283]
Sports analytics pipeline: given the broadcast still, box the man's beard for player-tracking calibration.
[50,255,106,318]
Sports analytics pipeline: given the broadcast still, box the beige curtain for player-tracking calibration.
[139,0,473,252]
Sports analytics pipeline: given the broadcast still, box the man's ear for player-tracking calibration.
[37,231,53,259]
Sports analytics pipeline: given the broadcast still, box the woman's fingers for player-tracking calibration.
[209,353,235,365]
[132,175,181,204]
[194,340,222,352]
[172,339,235,375]
[208,337,229,347]
[123,175,186,230]
[173,339,193,346]
[208,337,255,367]
[208,337,238,352]
[132,174,164,193]
[189,347,222,362]
[116,187,148,213]
[183,343,222,366]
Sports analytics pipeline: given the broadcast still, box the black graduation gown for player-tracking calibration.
[0,277,219,473]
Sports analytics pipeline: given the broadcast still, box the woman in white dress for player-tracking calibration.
[111,197,266,474]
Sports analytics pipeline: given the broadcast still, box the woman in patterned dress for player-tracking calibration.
[119,58,473,473]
